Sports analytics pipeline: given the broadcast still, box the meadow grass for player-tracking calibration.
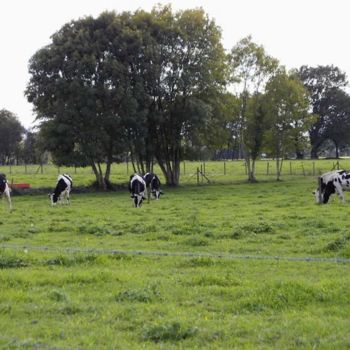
[0,162,350,348]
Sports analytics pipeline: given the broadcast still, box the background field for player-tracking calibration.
[0,158,349,188]
[0,161,350,349]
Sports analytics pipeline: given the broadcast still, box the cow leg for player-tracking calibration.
[4,188,12,210]
[5,185,12,210]
[146,186,150,203]
[334,183,345,202]
[64,189,70,204]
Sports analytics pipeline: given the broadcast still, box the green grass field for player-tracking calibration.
[0,161,350,349]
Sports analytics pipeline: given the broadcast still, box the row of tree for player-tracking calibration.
[2,5,350,187]
[0,109,42,165]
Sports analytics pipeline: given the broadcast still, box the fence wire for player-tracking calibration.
[1,244,349,264]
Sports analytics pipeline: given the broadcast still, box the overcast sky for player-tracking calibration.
[1,0,349,128]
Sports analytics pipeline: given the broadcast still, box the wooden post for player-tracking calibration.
[224,161,226,175]
[197,167,200,185]
[312,162,315,176]
[126,159,129,175]
[40,163,43,174]
[203,162,206,175]
[266,162,269,175]
[289,162,292,175]
[244,161,247,175]
[200,164,203,182]
[183,161,186,175]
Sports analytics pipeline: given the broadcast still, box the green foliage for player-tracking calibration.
[297,65,349,158]
[229,36,279,182]
[26,6,228,187]
[263,70,311,179]
[0,109,24,164]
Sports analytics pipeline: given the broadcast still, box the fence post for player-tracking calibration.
[200,164,203,182]
[289,162,292,175]
[244,161,247,175]
[25,164,27,174]
[9,165,12,174]
[183,161,186,175]
[197,167,199,185]
[266,162,269,175]
[312,162,315,176]
[224,161,226,175]
[203,162,206,175]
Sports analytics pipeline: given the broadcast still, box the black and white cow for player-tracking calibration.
[314,170,350,204]
[143,172,163,200]
[0,173,12,209]
[129,174,147,207]
[49,174,73,205]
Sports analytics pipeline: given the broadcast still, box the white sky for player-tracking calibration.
[1,0,349,128]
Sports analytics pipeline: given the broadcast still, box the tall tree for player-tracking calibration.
[321,88,350,158]
[229,36,279,182]
[26,12,143,189]
[132,6,228,185]
[20,130,41,164]
[297,65,348,158]
[264,70,310,180]
[0,109,24,164]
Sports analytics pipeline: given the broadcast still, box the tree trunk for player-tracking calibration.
[310,146,319,159]
[91,161,107,190]
[334,140,340,158]
[276,158,283,181]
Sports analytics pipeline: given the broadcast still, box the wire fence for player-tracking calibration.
[1,244,349,264]
[0,159,348,188]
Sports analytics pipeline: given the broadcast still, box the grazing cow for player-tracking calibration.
[143,172,163,200]
[49,174,73,205]
[129,174,147,207]
[0,173,12,209]
[314,170,350,204]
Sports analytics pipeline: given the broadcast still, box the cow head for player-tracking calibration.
[152,189,164,200]
[49,193,58,205]
[313,181,335,204]
[313,188,322,204]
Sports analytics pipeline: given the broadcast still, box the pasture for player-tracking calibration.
[1,161,350,349]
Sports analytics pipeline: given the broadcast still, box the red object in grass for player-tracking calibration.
[11,183,31,189]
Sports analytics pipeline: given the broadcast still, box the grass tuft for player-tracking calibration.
[143,321,198,342]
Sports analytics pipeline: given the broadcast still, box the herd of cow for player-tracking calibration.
[1,169,350,209]
[0,171,163,209]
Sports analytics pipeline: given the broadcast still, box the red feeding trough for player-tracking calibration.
[11,183,31,189]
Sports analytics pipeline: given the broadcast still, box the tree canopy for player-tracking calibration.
[0,109,24,165]
[26,6,227,187]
